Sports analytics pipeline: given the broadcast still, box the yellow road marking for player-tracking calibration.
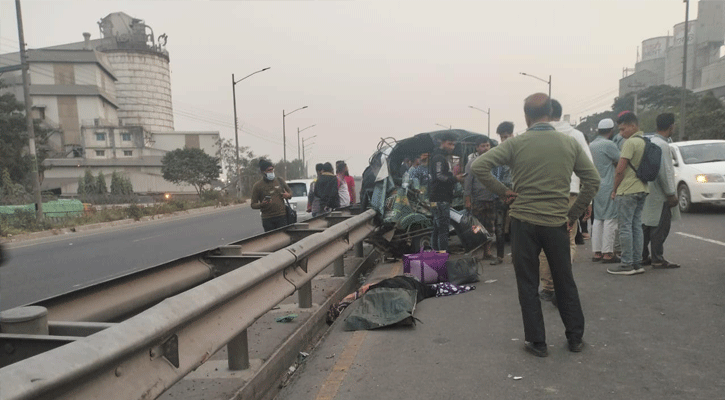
[315,262,401,400]
[315,331,367,400]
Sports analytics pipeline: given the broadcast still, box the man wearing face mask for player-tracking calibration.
[251,159,292,232]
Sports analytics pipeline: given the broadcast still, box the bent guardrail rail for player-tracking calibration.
[0,209,377,400]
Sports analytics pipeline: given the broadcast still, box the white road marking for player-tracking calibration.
[676,232,725,247]
[132,233,166,243]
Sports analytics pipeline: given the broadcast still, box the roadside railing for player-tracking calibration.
[0,208,377,400]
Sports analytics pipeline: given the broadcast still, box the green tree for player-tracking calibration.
[161,147,221,194]
[96,172,108,194]
[122,176,134,195]
[83,169,97,195]
[77,176,85,196]
[217,138,267,196]
[0,81,50,192]
[110,171,123,195]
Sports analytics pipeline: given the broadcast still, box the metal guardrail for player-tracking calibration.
[0,208,377,400]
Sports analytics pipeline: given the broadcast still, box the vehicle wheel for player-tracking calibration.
[411,235,432,253]
[678,184,693,213]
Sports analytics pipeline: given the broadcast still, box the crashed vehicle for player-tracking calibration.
[360,129,498,257]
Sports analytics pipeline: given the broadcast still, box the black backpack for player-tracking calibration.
[627,136,662,182]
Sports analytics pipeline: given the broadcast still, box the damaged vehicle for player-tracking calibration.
[360,129,498,256]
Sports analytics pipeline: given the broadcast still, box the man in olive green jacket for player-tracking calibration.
[471,93,600,357]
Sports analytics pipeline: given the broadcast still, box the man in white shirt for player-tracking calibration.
[539,100,595,306]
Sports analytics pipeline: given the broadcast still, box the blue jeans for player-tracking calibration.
[617,192,647,267]
[430,201,450,251]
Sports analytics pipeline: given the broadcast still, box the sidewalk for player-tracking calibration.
[2,202,249,245]
[275,234,725,400]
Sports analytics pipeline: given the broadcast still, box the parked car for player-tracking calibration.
[286,179,314,220]
[669,139,725,212]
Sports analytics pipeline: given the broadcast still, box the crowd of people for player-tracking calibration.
[250,159,357,232]
[426,92,681,357]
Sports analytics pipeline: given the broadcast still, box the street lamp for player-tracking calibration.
[435,123,452,130]
[302,134,317,178]
[232,67,270,197]
[680,0,690,139]
[297,124,316,160]
[519,72,552,99]
[468,105,491,135]
[283,106,308,175]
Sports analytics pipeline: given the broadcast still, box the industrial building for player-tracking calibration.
[0,12,219,195]
[620,0,725,99]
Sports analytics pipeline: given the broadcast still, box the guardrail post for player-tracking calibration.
[354,242,364,258]
[0,306,49,335]
[332,256,345,277]
[227,329,250,370]
[298,258,313,309]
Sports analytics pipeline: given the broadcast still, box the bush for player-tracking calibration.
[126,204,143,220]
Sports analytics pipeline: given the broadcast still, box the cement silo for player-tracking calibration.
[96,12,174,132]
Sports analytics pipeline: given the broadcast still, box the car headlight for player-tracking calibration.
[695,174,725,183]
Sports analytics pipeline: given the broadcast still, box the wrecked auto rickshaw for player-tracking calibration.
[360,129,498,257]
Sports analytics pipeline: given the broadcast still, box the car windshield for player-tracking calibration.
[288,183,307,197]
[679,143,725,164]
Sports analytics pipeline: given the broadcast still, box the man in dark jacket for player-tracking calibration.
[428,132,465,251]
[250,159,292,232]
[314,162,340,214]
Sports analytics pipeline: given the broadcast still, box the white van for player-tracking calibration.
[286,179,314,220]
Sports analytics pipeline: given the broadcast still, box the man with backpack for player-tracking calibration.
[608,112,652,275]
[641,113,681,269]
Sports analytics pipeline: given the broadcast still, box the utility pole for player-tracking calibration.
[231,67,270,198]
[680,0,690,139]
[282,106,308,178]
[15,0,43,221]
[628,82,646,114]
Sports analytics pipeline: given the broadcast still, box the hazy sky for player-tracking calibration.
[0,1,693,175]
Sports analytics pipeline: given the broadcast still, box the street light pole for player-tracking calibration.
[297,124,316,160]
[680,0,690,139]
[282,106,308,176]
[519,72,552,99]
[468,106,491,135]
[302,134,317,178]
[435,123,452,129]
[232,67,270,197]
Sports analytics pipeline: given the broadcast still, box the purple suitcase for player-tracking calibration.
[403,249,449,284]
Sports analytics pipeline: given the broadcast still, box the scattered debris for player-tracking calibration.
[514,376,523,380]
[484,279,497,284]
[326,353,336,359]
[511,338,520,341]
[275,314,298,323]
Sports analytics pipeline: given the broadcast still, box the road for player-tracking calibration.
[277,209,725,400]
[0,205,264,311]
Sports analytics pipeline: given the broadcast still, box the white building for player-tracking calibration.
[0,12,220,196]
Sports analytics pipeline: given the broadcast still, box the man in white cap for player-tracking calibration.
[589,118,621,263]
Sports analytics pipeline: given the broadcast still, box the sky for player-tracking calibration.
[0,0,695,176]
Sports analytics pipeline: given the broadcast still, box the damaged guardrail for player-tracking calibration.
[0,209,377,400]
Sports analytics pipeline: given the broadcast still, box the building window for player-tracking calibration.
[95,150,105,157]
[32,107,45,120]
[123,150,133,157]
[121,133,132,141]
[96,132,106,141]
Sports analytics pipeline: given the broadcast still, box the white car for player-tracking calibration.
[670,140,725,212]
[286,179,314,220]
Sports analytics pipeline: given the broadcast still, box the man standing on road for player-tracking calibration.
[589,118,621,263]
[465,137,495,259]
[642,113,681,269]
[307,163,324,216]
[490,122,514,265]
[538,100,594,306]
[608,112,649,275]
[429,132,465,252]
[314,162,340,215]
[250,159,292,232]
[471,93,600,357]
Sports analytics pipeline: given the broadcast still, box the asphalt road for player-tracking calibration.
[277,208,725,400]
[0,205,265,311]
